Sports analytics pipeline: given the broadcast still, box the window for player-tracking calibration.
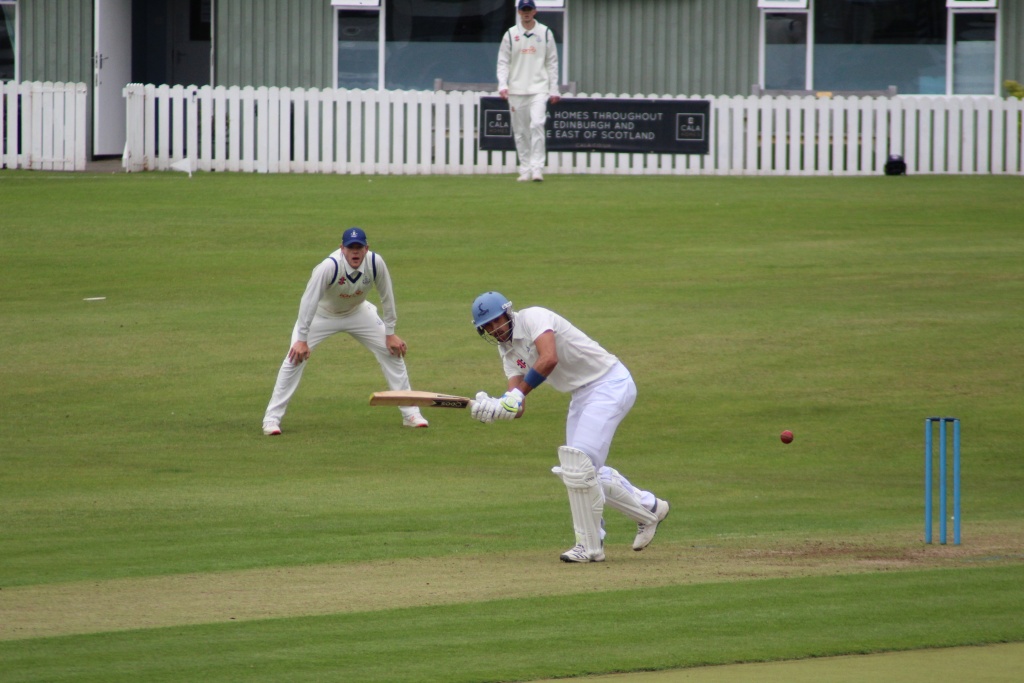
[384,0,511,91]
[335,1,571,91]
[0,0,16,82]
[814,0,947,94]
[535,2,566,86]
[335,0,380,90]
[337,9,380,90]
[758,0,1001,95]
[951,12,997,94]
[763,12,808,90]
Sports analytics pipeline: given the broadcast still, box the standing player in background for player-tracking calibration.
[470,292,670,563]
[497,0,560,182]
[262,228,428,435]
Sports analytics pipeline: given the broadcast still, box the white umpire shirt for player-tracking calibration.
[294,249,398,342]
[498,307,618,392]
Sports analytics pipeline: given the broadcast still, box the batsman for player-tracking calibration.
[470,292,670,563]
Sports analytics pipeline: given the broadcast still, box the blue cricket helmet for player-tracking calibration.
[472,291,513,328]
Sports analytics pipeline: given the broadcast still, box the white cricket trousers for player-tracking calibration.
[263,301,417,425]
[509,93,549,174]
[565,362,657,514]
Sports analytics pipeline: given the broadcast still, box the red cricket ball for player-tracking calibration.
[780,430,794,444]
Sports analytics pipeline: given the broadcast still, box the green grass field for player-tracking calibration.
[1,170,1022,682]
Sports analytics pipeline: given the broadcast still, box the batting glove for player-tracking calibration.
[498,388,524,418]
[471,391,497,424]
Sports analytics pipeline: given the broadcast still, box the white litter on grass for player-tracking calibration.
[171,158,195,178]
[83,297,107,301]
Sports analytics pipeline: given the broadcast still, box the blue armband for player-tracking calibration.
[524,368,547,389]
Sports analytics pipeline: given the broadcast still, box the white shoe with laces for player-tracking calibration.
[559,543,605,563]
[517,171,532,182]
[531,170,544,182]
[262,422,282,436]
[402,412,429,428]
[633,499,670,551]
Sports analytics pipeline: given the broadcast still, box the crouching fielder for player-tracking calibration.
[470,292,670,563]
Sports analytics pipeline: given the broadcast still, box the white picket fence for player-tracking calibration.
[0,81,88,171]
[3,82,1020,175]
[123,84,1024,176]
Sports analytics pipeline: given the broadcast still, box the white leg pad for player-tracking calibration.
[554,446,604,558]
[600,467,658,525]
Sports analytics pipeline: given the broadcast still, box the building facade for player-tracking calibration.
[3,0,1023,156]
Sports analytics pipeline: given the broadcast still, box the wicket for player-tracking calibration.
[924,417,961,545]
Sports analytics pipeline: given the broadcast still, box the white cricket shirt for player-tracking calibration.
[498,307,618,392]
[496,22,559,97]
[294,249,398,341]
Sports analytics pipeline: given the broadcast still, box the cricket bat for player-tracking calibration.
[368,390,474,409]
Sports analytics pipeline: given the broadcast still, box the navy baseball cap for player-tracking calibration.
[342,227,368,247]
[518,0,536,9]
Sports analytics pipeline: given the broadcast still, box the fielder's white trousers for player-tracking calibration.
[565,362,657,514]
[264,301,417,425]
[509,93,549,174]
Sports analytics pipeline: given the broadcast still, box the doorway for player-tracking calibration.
[131,0,212,88]
[94,0,132,156]
[94,0,212,157]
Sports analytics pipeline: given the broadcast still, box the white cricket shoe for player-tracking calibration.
[559,543,605,563]
[402,412,429,428]
[517,171,532,182]
[633,499,670,551]
[262,422,282,436]
[531,170,544,182]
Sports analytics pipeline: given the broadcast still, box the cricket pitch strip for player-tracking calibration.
[2,524,1022,641]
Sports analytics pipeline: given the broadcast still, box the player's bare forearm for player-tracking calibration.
[508,331,557,396]
[507,376,524,393]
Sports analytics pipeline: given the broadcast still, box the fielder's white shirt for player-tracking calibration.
[294,249,398,341]
[496,22,559,97]
[498,307,618,392]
